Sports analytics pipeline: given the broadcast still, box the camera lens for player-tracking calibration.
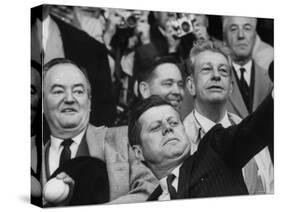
[181,22,190,33]
[126,15,137,28]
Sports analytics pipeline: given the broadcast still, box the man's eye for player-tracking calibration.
[219,68,230,76]
[201,67,211,73]
[150,125,161,132]
[163,82,173,87]
[230,26,237,32]
[244,25,253,31]
[178,82,184,88]
[73,89,84,95]
[53,90,63,94]
[170,121,179,127]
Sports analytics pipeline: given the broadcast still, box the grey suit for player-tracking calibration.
[42,125,158,204]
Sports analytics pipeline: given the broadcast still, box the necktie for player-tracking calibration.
[59,139,73,167]
[239,68,250,111]
[167,174,178,199]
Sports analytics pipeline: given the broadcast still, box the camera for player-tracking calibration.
[117,10,142,29]
[168,15,195,38]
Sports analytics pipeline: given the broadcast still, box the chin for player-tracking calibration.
[59,119,80,129]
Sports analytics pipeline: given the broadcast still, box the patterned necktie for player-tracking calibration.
[167,174,178,199]
[59,139,73,167]
[239,67,250,111]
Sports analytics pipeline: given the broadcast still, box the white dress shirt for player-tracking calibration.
[232,60,253,87]
[48,129,86,175]
[158,165,181,201]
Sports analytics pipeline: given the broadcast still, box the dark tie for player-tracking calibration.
[239,68,250,111]
[167,174,178,199]
[59,139,73,167]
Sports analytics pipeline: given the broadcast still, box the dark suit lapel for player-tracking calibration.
[147,185,163,201]
[177,156,194,198]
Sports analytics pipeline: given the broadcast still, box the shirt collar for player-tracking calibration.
[194,109,232,133]
[159,164,181,192]
[50,128,87,152]
[232,60,252,78]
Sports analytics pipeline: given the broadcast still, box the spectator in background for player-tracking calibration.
[184,40,273,194]
[223,16,273,194]
[135,56,185,111]
[222,16,272,118]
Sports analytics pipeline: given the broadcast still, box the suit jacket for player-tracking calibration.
[148,94,273,200]
[183,110,273,194]
[227,62,272,119]
[42,125,158,204]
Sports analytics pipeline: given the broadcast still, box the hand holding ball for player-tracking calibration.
[43,178,70,204]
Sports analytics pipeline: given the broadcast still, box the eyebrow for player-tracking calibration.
[50,83,85,91]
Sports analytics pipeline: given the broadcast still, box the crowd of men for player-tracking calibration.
[31,5,274,207]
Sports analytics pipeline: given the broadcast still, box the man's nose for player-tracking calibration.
[211,69,221,81]
[172,84,181,94]
[162,122,174,136]
[64,91,75,103]
[237,28,245,39]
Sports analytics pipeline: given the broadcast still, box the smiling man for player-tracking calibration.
[183,40,273,194]
[42,58,158,206]
[137,56,185,111]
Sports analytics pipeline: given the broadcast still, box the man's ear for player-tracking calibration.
[139,81,151,99]
[186,76,196,96]
[132,145,145,161]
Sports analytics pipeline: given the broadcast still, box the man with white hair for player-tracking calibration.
[222,16,273,194]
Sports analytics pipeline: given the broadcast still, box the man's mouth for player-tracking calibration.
[207,85,223,91]
[163,137,180,146]
[61,108,78,113]
[168,97,182,106]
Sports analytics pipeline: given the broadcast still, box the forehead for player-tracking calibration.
[139,105,180,125]
[152,63,182,81]
[44,64,87,87]
[224,16,256,27]
[194,50,229,67]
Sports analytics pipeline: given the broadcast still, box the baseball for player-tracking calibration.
[43,178,70,204]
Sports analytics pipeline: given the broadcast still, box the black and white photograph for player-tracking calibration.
[29,2,275,208]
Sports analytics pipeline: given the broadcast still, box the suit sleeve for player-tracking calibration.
[205,94,273,168]
[110,144,159,204]
[105,127,158,204]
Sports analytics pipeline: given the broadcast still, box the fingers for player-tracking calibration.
[56,172,75,186]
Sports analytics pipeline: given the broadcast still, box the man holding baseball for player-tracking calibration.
[42,58,158,206]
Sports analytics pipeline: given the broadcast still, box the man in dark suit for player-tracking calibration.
[222,16,273,118]
[42,58,158,206]
[128,93,273,200]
